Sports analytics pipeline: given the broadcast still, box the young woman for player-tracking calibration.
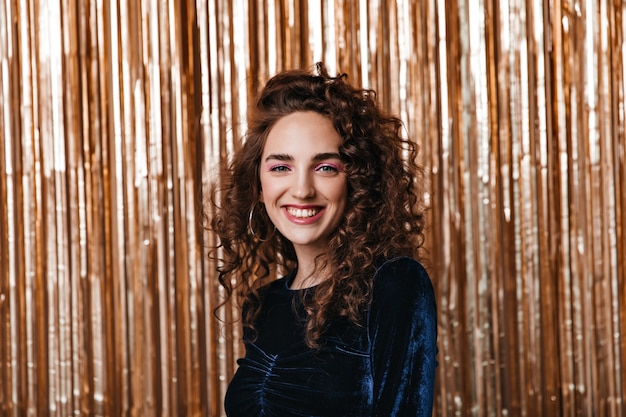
[212,63,437,416]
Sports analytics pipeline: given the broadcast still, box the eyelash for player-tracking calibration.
[267,163,341,173]
[269,164,290,172]
[315,164,339,173]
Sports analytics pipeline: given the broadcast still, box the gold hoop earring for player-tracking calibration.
[248,203,275,242]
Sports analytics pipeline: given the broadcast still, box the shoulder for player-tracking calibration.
[373,257,434,300]
[367,257,437,342]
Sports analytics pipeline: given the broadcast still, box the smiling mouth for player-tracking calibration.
[286,207,321,218]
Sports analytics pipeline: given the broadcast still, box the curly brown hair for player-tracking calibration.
[211,63,426,348]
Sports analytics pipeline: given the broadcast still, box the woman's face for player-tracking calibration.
[259,111,347,259]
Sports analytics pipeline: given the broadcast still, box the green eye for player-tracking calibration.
[269,164,290,172]
[316,164,339,173]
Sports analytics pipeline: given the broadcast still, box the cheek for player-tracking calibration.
[259,176,278,202]
[328,180,348,206]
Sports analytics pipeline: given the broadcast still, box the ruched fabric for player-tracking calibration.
[224,257,437,417]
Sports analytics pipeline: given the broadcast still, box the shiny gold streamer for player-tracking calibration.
[0,0,624,416]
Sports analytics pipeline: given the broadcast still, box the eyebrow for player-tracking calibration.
[264,152,342,162]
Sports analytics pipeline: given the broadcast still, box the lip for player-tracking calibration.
[282,205,325,224]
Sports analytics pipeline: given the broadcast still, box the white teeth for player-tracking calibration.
[287,207,320,218]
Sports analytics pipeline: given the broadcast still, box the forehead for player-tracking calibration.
[262,112,342,156]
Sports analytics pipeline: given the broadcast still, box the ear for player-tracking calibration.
[258,190,264,203]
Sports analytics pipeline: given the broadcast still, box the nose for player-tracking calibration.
[290,169,315,199]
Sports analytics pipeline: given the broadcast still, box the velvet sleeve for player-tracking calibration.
[368,257,437,417]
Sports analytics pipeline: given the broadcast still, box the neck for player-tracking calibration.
[291,244,330,289]
[291,249,330,290]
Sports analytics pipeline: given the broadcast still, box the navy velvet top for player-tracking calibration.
[224,257,437,417]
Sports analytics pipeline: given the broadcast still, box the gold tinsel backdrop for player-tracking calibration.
[0,0,624,416]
